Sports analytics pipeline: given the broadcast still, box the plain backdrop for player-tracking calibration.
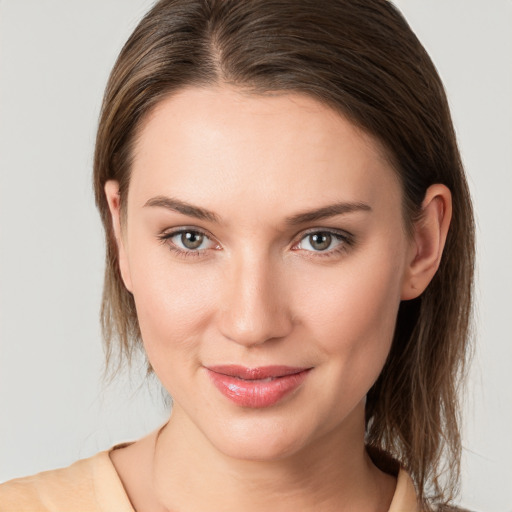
[1,1,511,510]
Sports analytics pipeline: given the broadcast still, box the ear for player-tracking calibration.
[401,184,452,300]
[104,180,133,293]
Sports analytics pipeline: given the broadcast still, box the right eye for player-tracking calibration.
[171,230,210,250]
[158,228,220,258]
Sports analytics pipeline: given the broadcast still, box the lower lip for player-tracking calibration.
[206,368,311,408]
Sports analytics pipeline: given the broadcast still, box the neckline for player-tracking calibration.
[95,445,419,512]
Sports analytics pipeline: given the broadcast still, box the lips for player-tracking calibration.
[205,365,311,408]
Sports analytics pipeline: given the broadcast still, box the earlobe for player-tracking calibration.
[401,184,452,300]
[104,180,133,293]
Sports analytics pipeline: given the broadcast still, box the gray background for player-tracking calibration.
[1,1,511,510]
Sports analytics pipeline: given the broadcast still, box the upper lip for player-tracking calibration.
[205,365,311,380]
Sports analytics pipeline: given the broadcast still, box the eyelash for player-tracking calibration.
[293,229,354,259]
[157,228,219,260]
[157,228,354,260]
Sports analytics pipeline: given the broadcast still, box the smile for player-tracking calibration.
[205,365,312,408]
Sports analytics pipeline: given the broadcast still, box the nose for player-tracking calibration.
[217,251,294,347]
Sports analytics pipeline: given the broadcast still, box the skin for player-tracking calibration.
[105,86,451,512]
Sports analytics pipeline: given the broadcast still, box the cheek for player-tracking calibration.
[296,246,404,368]
[291,253,404,430]
[127,245,217,367]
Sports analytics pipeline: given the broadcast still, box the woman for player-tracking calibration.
[0,0,474,510]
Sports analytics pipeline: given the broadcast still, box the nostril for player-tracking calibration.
[216,260,294,345]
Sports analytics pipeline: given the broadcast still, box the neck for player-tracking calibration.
[150,404,396,512]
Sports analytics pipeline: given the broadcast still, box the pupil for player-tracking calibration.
[182,231,203,249]
[311,233,331,251]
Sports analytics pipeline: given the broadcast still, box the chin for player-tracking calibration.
[213,433,308,462]
[201,412,321,462]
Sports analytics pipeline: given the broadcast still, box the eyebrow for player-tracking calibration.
[143,195,371,225]
[144,196,221,223]
[285,201,372,225]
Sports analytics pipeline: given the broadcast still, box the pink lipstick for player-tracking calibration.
[205,365,311,408]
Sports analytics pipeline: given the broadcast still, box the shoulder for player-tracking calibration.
[435,506,475,512]
[0,455,100,511]
[389,471,476,512]
[0,451,133,512]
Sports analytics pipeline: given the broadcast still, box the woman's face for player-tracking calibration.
[109,87,416,460]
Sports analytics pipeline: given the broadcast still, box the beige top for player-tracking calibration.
[0,450,420,511]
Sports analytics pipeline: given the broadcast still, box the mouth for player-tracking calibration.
[205,365,312,408]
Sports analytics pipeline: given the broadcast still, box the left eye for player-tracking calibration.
[168,230,217,251]
[296,231,345,252]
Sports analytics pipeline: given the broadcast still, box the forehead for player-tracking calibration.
[129,86,401,221]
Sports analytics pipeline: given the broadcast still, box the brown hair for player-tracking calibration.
[93,0,475,509]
